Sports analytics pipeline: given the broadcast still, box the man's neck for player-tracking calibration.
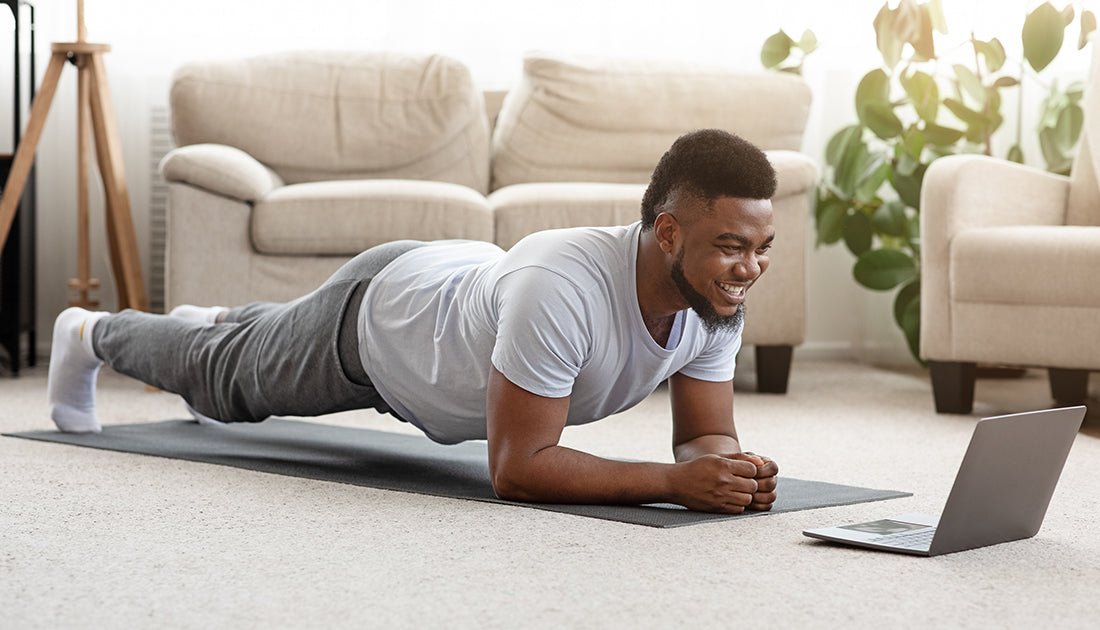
[635,229,682,345]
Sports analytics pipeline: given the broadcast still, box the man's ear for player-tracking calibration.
[653,212,678,254]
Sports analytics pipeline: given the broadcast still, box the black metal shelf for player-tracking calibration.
[1,0,37,375]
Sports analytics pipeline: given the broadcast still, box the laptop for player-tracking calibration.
[803,406,1086,556]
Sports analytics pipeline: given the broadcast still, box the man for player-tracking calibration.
[47,128,780,514]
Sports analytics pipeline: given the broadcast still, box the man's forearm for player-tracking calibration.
[491,444,677,506]
[673,433,742,462]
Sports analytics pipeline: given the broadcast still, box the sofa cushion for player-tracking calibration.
[251,180,493,255]
[951,226,1100,307]
[491,52,812,190]
[489,183,648,250]
[490,151,819,250]
[170,51,490,193]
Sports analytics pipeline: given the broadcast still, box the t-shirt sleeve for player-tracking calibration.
[490,267,592,399]
[676,324,742,382]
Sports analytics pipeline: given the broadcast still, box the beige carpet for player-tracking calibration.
[1,359,1097,629]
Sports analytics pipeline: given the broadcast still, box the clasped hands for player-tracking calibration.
[673,451,778,514]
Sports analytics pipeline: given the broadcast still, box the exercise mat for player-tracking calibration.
[6,419,910,528]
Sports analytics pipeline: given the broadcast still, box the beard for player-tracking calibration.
[670,251,744,335]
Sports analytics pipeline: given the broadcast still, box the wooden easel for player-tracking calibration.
[0,0,146,310]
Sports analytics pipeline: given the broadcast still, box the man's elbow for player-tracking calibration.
[489,463,539,503]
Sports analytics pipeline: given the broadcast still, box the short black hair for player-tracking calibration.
[640,129,777,230]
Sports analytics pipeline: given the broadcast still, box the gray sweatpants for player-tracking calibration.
[93,241,426,423]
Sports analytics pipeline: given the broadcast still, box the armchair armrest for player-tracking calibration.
[922,154,1070,242]
[160,143,285,202]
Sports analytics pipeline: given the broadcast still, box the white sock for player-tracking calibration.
[168,304,228,325]
[47,307,109,433]
[167,305,229,425]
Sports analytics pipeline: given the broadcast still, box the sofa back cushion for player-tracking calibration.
[170,51,491,194]
[490,52,812,191]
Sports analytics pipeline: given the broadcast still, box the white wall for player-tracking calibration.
[1,0,1092,367]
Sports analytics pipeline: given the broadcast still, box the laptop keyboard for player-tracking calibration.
[869,527,936,549]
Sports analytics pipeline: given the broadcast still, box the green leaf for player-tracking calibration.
[855,159,891,204]
[1054,103,1084,151]
[891,164,926,209]
[893,279,922,329]
[993,76,1019,88]
[1080,10,1096,49]
[853,248,917,291]
[825,125,864,169]
[923,123,965,146]
[857,69,903,139]
[761,30,795,69]
[872,201,909,237]
[894,280,922,363]
[944,97,992,129]
[844,211,874,256]
[974,38,1006,73]
[953,64,985,106]
[1007,144,1025,163]
[864,102,905,140]
[901,69,939,122]
[1039,126,1074,174]
[902,125,926,160]
[874,3,904,68]
[856,68,891,107]
[816,198,848,245]
[1023,1,1066,73]
[797,29,819,54]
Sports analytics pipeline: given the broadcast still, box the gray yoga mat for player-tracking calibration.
[6,419,910,528]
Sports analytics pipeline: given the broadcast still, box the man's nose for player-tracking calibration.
[733,256,763,280]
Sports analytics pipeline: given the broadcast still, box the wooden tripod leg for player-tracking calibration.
[69,56,100,308]
[86,51,147,311]
[0,52,68,249]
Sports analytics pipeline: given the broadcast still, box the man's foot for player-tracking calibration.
[168,304,228,325]
[47,307,109,433]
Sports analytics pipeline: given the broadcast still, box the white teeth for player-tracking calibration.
[718,282,744,297]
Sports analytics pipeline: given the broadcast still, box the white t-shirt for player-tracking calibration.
[358,222,742,444]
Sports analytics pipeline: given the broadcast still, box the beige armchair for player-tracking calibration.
[920,50,1100,413]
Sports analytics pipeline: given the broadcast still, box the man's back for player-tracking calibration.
[358,223,741,444]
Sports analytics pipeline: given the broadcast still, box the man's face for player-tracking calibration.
[665,196,774,333]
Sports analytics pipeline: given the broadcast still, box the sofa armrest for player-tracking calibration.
[766,150,819,199]
[160,143,285,202]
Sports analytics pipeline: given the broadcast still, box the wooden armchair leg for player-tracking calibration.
[929,360,976,414]
[754,345,793,394]
[1049,368,1089,406]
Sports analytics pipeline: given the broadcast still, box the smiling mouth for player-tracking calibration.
[717,281,746,300]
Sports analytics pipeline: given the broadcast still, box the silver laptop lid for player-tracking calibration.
[930,406,1085,555]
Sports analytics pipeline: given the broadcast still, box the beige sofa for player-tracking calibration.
[161,51,818,392]
[920,47,1100,413]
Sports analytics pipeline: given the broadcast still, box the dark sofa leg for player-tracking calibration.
[928,360,976,414]
[755,345,793,394]
[1049,368,1089,406]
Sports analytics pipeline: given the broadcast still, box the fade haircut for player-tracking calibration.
[640,129,777,230]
